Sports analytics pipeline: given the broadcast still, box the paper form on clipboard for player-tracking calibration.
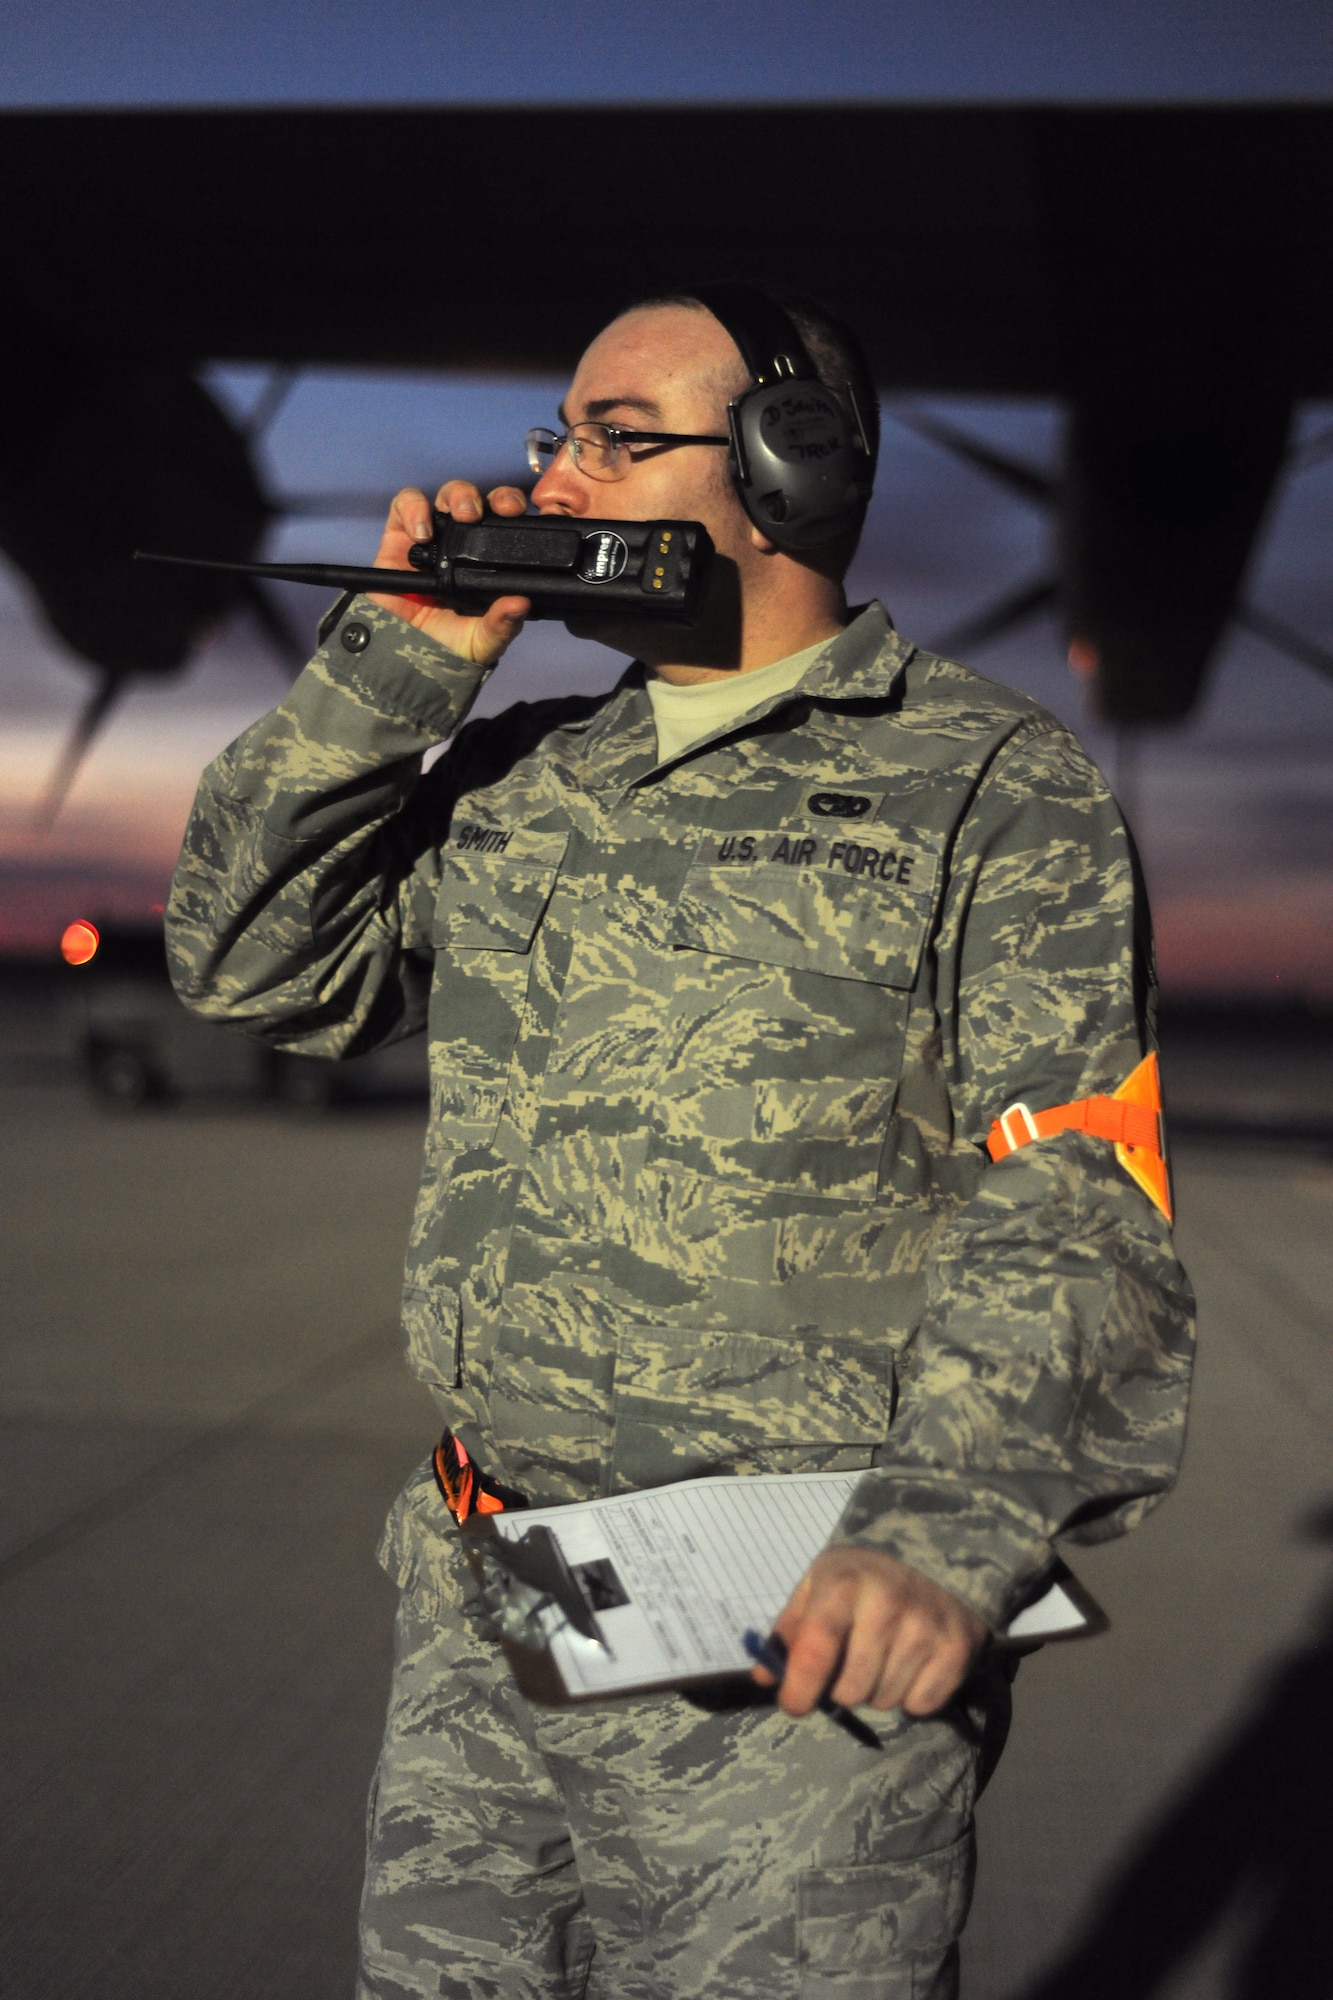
[464,1469,1103,1703]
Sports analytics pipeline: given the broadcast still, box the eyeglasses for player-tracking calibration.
[526,422,730,483]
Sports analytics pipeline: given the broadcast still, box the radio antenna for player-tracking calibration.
[134,551,444,594]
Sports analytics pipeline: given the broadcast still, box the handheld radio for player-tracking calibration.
[135,511,713,622]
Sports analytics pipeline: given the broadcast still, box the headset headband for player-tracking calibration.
[665,280,870,549]
[684,283,820,387]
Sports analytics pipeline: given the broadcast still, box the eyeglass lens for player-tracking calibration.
[525,425,624,481]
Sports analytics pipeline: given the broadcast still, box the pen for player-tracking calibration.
[742,1629,884,1752]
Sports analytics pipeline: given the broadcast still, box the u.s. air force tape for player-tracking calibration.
[703,829,919,885]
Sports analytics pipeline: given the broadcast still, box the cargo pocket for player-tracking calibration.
[649,828,940,1203]
[797,1830,974,1999]
[611,1322,892,1490]
[428,828,567,1142]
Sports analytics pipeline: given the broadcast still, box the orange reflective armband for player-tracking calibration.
[985,1053,1172,1222]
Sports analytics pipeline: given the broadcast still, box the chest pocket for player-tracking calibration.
[432,826,570,950]
[428,827,568,1140]
[648,825,941,1203]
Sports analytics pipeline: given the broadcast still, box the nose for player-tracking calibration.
[531,442,591,516]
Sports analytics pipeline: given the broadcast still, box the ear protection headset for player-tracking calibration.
[685,282,874,551]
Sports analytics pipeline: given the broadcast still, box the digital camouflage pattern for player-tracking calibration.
[167,596,1195,1993]
[167,595,1194,1625]
[358,1521,1007,2000]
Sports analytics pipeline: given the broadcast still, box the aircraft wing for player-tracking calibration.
[2,102,1333,759]
[1,102,1330,391]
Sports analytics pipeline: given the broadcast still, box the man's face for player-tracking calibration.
[530,304,758,643]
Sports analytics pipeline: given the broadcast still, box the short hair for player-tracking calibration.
[622,286,881,558]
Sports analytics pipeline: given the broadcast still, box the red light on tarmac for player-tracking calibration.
[60,920,100,966]
[1067,637,1100,681]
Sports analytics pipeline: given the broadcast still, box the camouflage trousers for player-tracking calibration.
[356,1564,1013,2000]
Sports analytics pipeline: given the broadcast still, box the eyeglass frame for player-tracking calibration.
[526,422,731,482]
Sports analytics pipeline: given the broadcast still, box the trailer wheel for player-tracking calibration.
[274,1057,340,1110]
[89,1047,164,1107]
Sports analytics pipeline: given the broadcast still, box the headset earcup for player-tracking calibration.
[729,382,866,550]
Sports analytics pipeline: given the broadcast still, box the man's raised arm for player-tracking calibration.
[165,482,529,1054]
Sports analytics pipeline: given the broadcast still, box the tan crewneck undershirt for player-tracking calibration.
[646,636,836,766]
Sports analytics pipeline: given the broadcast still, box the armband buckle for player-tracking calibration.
[997,1101,1041,1153]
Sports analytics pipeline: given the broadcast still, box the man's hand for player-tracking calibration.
[753,1546,988,1718]
[368,480,531,666]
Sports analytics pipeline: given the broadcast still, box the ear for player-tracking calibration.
[748,524,779,554]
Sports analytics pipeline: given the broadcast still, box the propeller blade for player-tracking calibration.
[276,492,399,519]
[885,407,1060,507]
[33,670,123,830]
[243,578,310,672]
[1234,602,1333,683]
[932,576,1060,657]
[1285,425,1333,476]
[244,365,299,444]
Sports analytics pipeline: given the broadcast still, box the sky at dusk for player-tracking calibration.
[3,1,1333,998]
[5,369,1332,998]
[3,1,1331,108]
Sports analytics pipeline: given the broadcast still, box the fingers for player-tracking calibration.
[381,479,530,551]
[365,481,531,663]
[776,1609,848,1717]
[751,1569,811,1687]
[466,595,530,665]
[768,1549,988,1720]
[435,478,485,523]
[431,480,528,521]
[897,1636,982,1717]
[850,1611,974,1715]
[385,486,435,547]
[831,1577,974,1713]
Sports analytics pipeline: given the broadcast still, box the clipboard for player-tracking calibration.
[461,1470,1106,1707]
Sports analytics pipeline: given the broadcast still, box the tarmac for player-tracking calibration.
[2,1016,1331,1999]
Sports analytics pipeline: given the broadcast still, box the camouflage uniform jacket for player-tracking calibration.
[167,596,1195,1627]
